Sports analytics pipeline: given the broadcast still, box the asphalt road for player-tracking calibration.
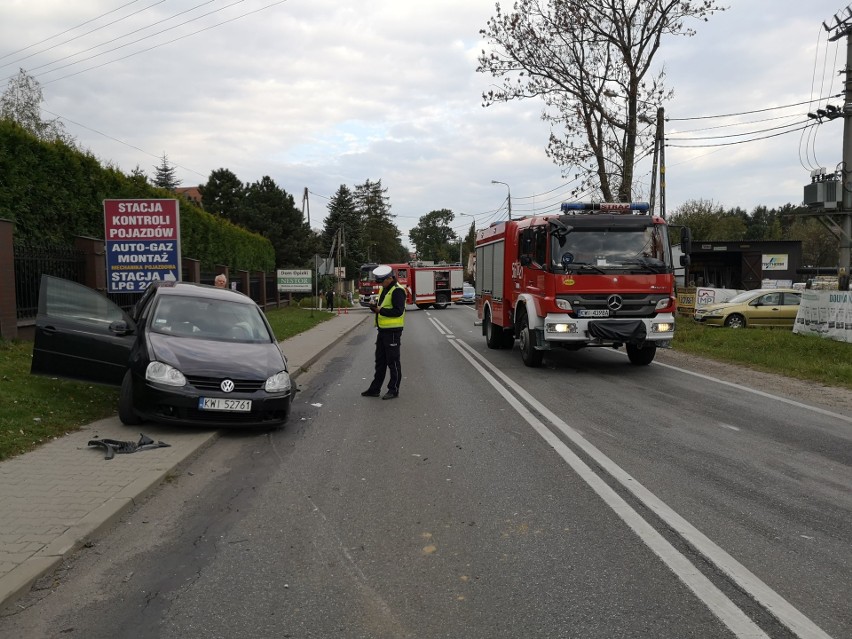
[1,305,849,639]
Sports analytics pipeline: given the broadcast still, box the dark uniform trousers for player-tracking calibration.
[369,328,403,395]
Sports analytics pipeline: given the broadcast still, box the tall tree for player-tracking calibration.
[785,217,839,267]
[200,168,246,219]
[243,176,315,268]
[478,1,722,202]
[322,185,364,277]
[0,68,73,144]
[152,153,180,191]
[409,209,458,262]
[354,179,407,263]
[747,205,783,241]
[669,199,746,242]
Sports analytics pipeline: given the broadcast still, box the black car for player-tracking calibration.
[31,276,294,429]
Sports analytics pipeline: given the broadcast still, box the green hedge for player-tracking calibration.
[0,120,274,271]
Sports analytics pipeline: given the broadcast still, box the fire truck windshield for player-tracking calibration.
[550,224,671,273]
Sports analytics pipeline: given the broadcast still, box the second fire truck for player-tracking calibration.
[359,262,464,309]
[475,202,691,367]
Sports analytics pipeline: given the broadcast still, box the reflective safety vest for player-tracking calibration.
[377,283,405,329]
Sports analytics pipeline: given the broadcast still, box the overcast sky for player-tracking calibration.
[1,0,847,246]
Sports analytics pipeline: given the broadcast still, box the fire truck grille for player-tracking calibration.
[562,293,666,318]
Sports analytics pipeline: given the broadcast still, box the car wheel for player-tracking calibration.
[724,313,746,329]
[519,311,543,368]
[626,342,657,366]
[118,371,142,425]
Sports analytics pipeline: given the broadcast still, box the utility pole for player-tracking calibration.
[648,107,666,218]
[302,188,310,227]
[824,7,852,288]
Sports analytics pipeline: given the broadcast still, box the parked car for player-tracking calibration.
[31,276,294,428]
[456,285,476,305]
[693,288,802,328]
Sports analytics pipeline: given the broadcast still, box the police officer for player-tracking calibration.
[361,264,406,400]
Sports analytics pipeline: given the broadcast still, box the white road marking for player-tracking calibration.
[636,355,852,427]
[430,317,454,337]
[448,339,771,639]
[719,423,741,431]
[442,328,834,639]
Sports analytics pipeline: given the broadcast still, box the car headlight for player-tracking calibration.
[265,371,292,393]
[146,361,186,387]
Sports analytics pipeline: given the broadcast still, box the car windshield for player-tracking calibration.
[550,224,671,273]
[726,290,765,304]
[149,296,271,342]
[463,286,474,296]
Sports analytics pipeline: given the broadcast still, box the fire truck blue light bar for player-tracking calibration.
[560,202,650,212]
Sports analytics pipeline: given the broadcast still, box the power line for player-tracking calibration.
[666,122,815,148]
[0,0,144,61]
[32,0,250,84]
[666,96,841,122]
[42,107,208,179]
[667,118,812,141]
[671,112,802,135]
[0,0,168,73]
[37,0,289,86]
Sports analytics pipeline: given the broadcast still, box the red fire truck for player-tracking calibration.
[475,202,691,367]
[359,262,464,309]
[358,263,380,307]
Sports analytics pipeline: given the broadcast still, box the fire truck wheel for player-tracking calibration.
[416,303,432,310]
[434,303,449,310]
[519,313,544,367]
[626,343,657,366]
[484,309,504,349]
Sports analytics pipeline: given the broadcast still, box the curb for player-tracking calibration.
[287,312,370,381]
[0,312,369,611]
[0,431,219,610]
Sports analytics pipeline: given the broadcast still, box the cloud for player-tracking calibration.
[0,0,844,243]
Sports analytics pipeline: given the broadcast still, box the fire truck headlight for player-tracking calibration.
[555,298,573,311]
[654,297,676,312]
[652,322,673,333]
[546,322,577,334]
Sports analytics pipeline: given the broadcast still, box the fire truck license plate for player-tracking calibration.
[578,309,609,318]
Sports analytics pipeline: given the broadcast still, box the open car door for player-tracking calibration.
[31,276,136,386]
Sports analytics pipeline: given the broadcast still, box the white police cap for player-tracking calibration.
[372,264,393,281]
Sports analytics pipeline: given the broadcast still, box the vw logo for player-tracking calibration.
[220,379,235,393]
[607,295,623,311]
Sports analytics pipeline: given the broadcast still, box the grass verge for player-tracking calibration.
[0,306,332,461]
[673,317,852,390]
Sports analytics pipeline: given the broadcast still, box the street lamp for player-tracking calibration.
[457,212,475,267]
[491,180,512,220]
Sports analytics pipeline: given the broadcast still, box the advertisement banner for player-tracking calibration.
[762,254,788,271]
[103,199,181,293]
[793,290,852,343]
[277,269,312,292]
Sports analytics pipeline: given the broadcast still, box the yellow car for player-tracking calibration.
[693,288,802,328]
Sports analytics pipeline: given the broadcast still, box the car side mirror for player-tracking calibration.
[109,320,133,336]
[680,254,691,267]
[681,227,692,254]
